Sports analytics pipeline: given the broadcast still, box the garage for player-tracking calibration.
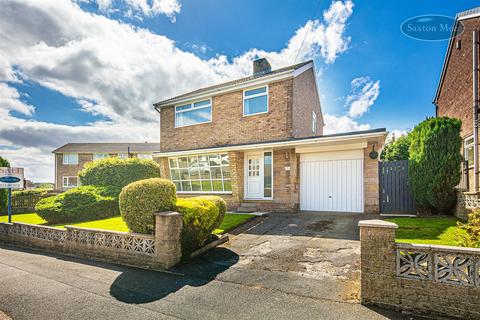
[299,150,364,212]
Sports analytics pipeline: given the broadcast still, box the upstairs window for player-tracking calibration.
[312,112,317,134]
[175,99,212,127]
[243,86,268,116]
[93,153,109,161]
[63,153,78,165]
[464,136,474,167]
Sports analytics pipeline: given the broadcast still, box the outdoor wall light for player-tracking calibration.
[369,144,379,159]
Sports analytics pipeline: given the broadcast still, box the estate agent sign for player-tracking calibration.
[0,167,24,189]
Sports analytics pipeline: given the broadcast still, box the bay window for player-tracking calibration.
[169,153,231,193]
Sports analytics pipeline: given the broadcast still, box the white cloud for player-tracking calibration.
[386,129,408,142]
[83,0,181,21]
[323,114,370,134]
[346,76,380,118]
[0,0,355,181]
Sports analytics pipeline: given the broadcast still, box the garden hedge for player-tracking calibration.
[0,156,9,213]
[176,196,226,257]
[408,117,462,214]
[119,178,177,234]
[35,186,118,224]
[380,134,411,161]
[78,157,161,193]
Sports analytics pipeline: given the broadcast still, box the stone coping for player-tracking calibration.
[358,219,398,229]
[154,211,182,217]
[396,242,480,255]
[64,225,155,239]
[3,222,65,232]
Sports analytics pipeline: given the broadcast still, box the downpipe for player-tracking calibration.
[473,30,479,192]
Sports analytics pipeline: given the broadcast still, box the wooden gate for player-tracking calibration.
[379,160,416,213]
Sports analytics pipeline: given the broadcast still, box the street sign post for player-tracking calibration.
[0,167,24,223]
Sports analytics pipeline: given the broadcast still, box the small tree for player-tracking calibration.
[380,134,411,161]
[0,156,10,213]
[408,117,462,214]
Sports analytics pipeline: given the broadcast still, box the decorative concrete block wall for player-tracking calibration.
[0,212,183,270]
[359,219,480,319]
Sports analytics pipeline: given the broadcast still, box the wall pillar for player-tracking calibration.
[364,142,381,213]
[154,211,183,268]
[358,220,398,306]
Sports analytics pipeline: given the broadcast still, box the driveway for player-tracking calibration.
[0,212,425,320]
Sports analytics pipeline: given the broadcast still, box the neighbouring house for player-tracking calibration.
[52,143,160,191]
[153,58,386,213]
[433,7,480,217]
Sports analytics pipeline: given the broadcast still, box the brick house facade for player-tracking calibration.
[434,8,480,218]
[154,59,386,213]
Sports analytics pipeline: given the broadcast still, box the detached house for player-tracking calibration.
[153,59,386,213]
[52,143,159,191]
[434,7,480,217]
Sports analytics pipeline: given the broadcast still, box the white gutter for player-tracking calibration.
[153,131,387,158]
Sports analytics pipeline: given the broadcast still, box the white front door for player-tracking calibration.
[245,154,263,198]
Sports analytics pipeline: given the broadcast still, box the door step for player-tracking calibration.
[237,203,258,213]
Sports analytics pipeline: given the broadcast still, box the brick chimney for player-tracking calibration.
[253,58,271,75]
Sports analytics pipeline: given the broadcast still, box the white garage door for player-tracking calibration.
[300,150,364,213]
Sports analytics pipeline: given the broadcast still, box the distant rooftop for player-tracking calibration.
[154,60,312,107]
[52,142,160,153]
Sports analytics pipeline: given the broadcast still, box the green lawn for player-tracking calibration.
[385,217,465,247]
[1,212,255,235]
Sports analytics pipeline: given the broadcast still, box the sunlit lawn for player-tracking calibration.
[385,217,465,247]
[1,212,255,235]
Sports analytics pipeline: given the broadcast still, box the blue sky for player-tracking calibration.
[0,0,478,181]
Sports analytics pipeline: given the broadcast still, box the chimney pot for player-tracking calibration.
[253,58,271,75]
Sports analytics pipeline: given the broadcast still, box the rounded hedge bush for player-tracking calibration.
[176,196,226,257]
[119,178,176,234]
[35,186,118,224]
[78,157,161,192]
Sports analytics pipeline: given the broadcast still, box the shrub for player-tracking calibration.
[0,156,9,213]
[380,134,411,161]
[456,209,480,248]
[78,157,161,192]
[119,178,176,234]
[408,117,462,214]
[176,196,226,257]
[12,188,52,197]
[35,186,118,224]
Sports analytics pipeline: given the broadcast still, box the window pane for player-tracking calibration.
[221,166,230,179]
[211,167,222,179]
[173,181,182,191]
[245,87,266,96]
[188,156,200,179]
[221,153,229,165]
[170,169,180,180]
[181,181,192,192]
[209,154,221,166]
[178,157,188,168]
[466,137,474,146]
[244,95,267,115]
[212,180,223,191]
[176,104,191,112]
[176,106,211,127]
[467,146,474,164]
[264,152,272,198]
[169,158,178,168]
[179,169,189,180]
[193,100,210,108]
[200,168,211,179]
[201,180,212,191]
[223,180,232,191]
[191,181,202,191]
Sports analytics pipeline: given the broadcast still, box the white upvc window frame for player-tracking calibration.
[464,135,475,168]
[243,85,269,117]
[312,111,317,134]
[174,98,212,128]
[62,176,78,188]
[62,153,78,165]
[93,153,109,161]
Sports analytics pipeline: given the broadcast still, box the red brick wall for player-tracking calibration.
[160,79,294,152]
[55,153,93,190]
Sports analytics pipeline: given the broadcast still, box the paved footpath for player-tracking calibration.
[0,213,429,320]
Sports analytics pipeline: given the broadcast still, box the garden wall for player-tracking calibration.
[359,220,480,319]
[0,212,182,270]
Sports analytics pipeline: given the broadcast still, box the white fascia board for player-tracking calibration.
[293,61,313,77]
[153,131,387,158]
[155,70,294,108]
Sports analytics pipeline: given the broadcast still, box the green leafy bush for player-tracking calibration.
[176,196,226,257]
[119,178,176,234]
[35,186,118,224]
[456,209,480,248]
[78,157,160,192]
[12,188,52,197]
[0,156,9,213]
[380,134,411,161]
[408,117,462,214]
